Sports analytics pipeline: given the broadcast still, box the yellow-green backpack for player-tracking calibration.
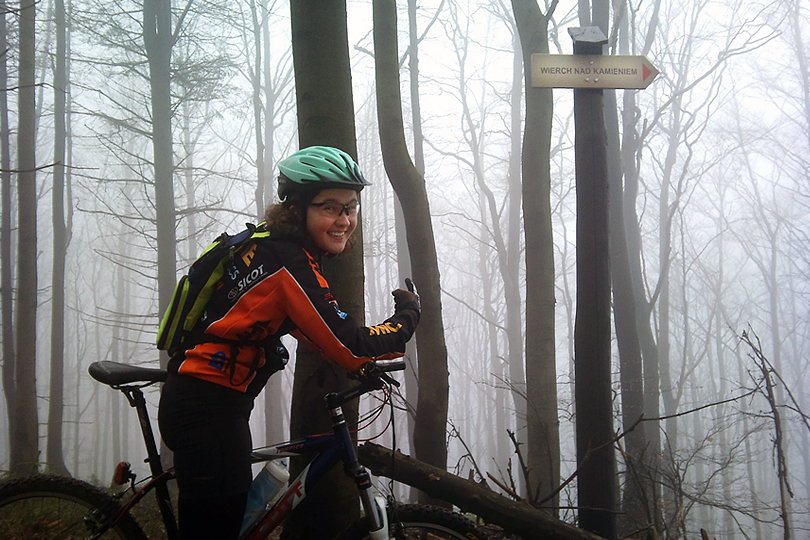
[156,222,269,355]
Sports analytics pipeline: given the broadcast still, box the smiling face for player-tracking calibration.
[305,188,359,254]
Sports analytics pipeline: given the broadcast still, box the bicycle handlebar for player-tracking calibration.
[327,359,406,409]
[363,358,406,374]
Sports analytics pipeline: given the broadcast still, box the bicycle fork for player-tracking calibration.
[327,394,389,539]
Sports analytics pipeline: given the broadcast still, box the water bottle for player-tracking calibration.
[240,459,289,535]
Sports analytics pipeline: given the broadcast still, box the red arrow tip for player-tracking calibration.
[643,64,652,81]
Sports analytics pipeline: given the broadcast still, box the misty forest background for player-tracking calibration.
[0,0,808,538]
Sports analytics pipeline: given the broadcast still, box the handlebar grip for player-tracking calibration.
[371,358,406,373]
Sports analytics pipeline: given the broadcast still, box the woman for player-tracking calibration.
[158,146,420,539]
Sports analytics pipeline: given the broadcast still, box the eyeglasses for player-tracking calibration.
[309,200,360,217]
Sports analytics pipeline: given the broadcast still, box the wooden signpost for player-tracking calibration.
[532,26,659,540]
[531,53,659,89]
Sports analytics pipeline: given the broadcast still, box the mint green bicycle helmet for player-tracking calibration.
[277,146,370,200]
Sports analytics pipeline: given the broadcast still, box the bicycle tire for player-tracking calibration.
[0,473,147,540]
[340,503,487,539]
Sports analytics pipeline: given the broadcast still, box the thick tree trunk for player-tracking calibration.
[358,442,605,540]
[597,3,651,531]
[605,89,649,535]
[571,33,617,539]
[510,0,560,512]
[1,0,16,470]
[373,0,450,503]
[286,1,363,535]
[401,0,420,459]
[144,0,177,370]
[12,0,40,476]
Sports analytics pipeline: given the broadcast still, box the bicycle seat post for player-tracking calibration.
[122,385,179,540]
[121,386,163,476]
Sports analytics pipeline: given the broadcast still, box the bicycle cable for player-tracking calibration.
[354,384,395,442]
[354,387,389,428]
[386,376,400,527]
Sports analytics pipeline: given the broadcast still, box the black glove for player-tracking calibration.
[392,288,420,312]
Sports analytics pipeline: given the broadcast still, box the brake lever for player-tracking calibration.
[380,372,400,388]
[358,362,401,388]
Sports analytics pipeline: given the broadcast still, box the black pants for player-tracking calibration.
[159,373,255,539]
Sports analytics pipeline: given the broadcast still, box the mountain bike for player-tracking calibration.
[0,357,485,539]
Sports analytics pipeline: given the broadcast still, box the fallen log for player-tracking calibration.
[358,442,605,540]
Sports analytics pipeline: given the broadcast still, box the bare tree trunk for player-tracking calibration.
[656,96,680,445]
[72,310,82,476]
[373,0,450,504]
[621,65,664,529]
[730,347,763,539]
[260,12,280,212]
[286,0,363,534]
[477,236,507,462]
[144,0,177,370]
[616,0,664,521]
[180,102,197,264]
[606,93,649,535]
[262,8,286,446]
[110,229,128,468]
[12,0,40,476]
[359,442,605,540]
[47,0,71,477]
[401,0,421,459]
[599,1,653,533]
[506,16,525,469]
[249,0,266,219]
[708,206,735,538]
[571,32,617,539]
[1,0,17,464]
[743,333,792,540]
[510,0,560,513]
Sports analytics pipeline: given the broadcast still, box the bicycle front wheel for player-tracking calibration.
[0,474,146,539]
[342,503,486,539]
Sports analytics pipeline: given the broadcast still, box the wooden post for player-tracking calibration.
[570,26,618,540]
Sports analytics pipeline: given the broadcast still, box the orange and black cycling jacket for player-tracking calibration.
[171,235,420,393]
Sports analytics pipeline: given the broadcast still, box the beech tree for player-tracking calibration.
[143,0,177,365]
[0,0,16,476]
[510,0,561,513]
[285,0,364,535]
[46,0,72,476]
[10,0,39,476]
[374,0,450,502]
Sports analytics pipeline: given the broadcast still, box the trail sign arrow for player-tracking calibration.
[531,54,659,89]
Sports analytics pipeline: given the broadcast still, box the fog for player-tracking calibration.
[0,0,808,538]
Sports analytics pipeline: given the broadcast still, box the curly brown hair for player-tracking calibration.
[263,206,305,241]
[263,188,359,254]
[263,189,315,244]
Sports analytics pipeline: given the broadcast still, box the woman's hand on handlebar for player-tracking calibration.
[355,359,405,387]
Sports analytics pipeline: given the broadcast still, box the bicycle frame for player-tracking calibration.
[243,389,389,540]
[90,360,399,540]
